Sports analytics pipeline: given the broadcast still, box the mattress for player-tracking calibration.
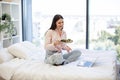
[0,49,117,80]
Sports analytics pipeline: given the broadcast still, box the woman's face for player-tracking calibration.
[56,19,64,30]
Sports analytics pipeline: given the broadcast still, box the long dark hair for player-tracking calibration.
[49,14,63,30]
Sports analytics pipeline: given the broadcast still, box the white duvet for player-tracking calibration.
[0,49,117,80]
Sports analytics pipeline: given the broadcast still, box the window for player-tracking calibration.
[31,0,120,53]
[89,0,120,51]
[32,0,86,48]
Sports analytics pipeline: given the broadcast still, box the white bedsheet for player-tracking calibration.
[0,49,117,80]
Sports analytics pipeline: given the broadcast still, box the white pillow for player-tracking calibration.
[0,48,14,63]
[20,41,42,53]
[7,41,43,60]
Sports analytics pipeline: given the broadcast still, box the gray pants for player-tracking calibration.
[44,49,82,65]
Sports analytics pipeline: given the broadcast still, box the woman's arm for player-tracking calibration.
[44,30,58,51]
[61,31,72,52]
[62,44,72,52]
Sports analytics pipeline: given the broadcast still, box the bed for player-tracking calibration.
[0,41,117,80]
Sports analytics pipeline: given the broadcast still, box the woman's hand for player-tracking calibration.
[54,40,61,46]
[64,46,72,53]
[54,40,62,53]
[54,40,72,53]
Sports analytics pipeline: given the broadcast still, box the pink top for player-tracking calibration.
[44,29,67,51]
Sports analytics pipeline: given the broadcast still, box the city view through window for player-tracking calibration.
[32,0,120,55]
[89,0,120,51]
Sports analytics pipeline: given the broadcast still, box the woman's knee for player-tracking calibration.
[45,53,64,65]
[72,49,82,57]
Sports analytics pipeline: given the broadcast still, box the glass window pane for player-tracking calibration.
[89,0,120,51]
[32,0,86,49]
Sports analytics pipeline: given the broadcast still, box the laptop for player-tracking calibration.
[77,57,97,67]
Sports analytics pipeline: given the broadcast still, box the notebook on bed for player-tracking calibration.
[77,57,97,67]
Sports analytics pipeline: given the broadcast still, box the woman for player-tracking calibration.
[44,14,81,66]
